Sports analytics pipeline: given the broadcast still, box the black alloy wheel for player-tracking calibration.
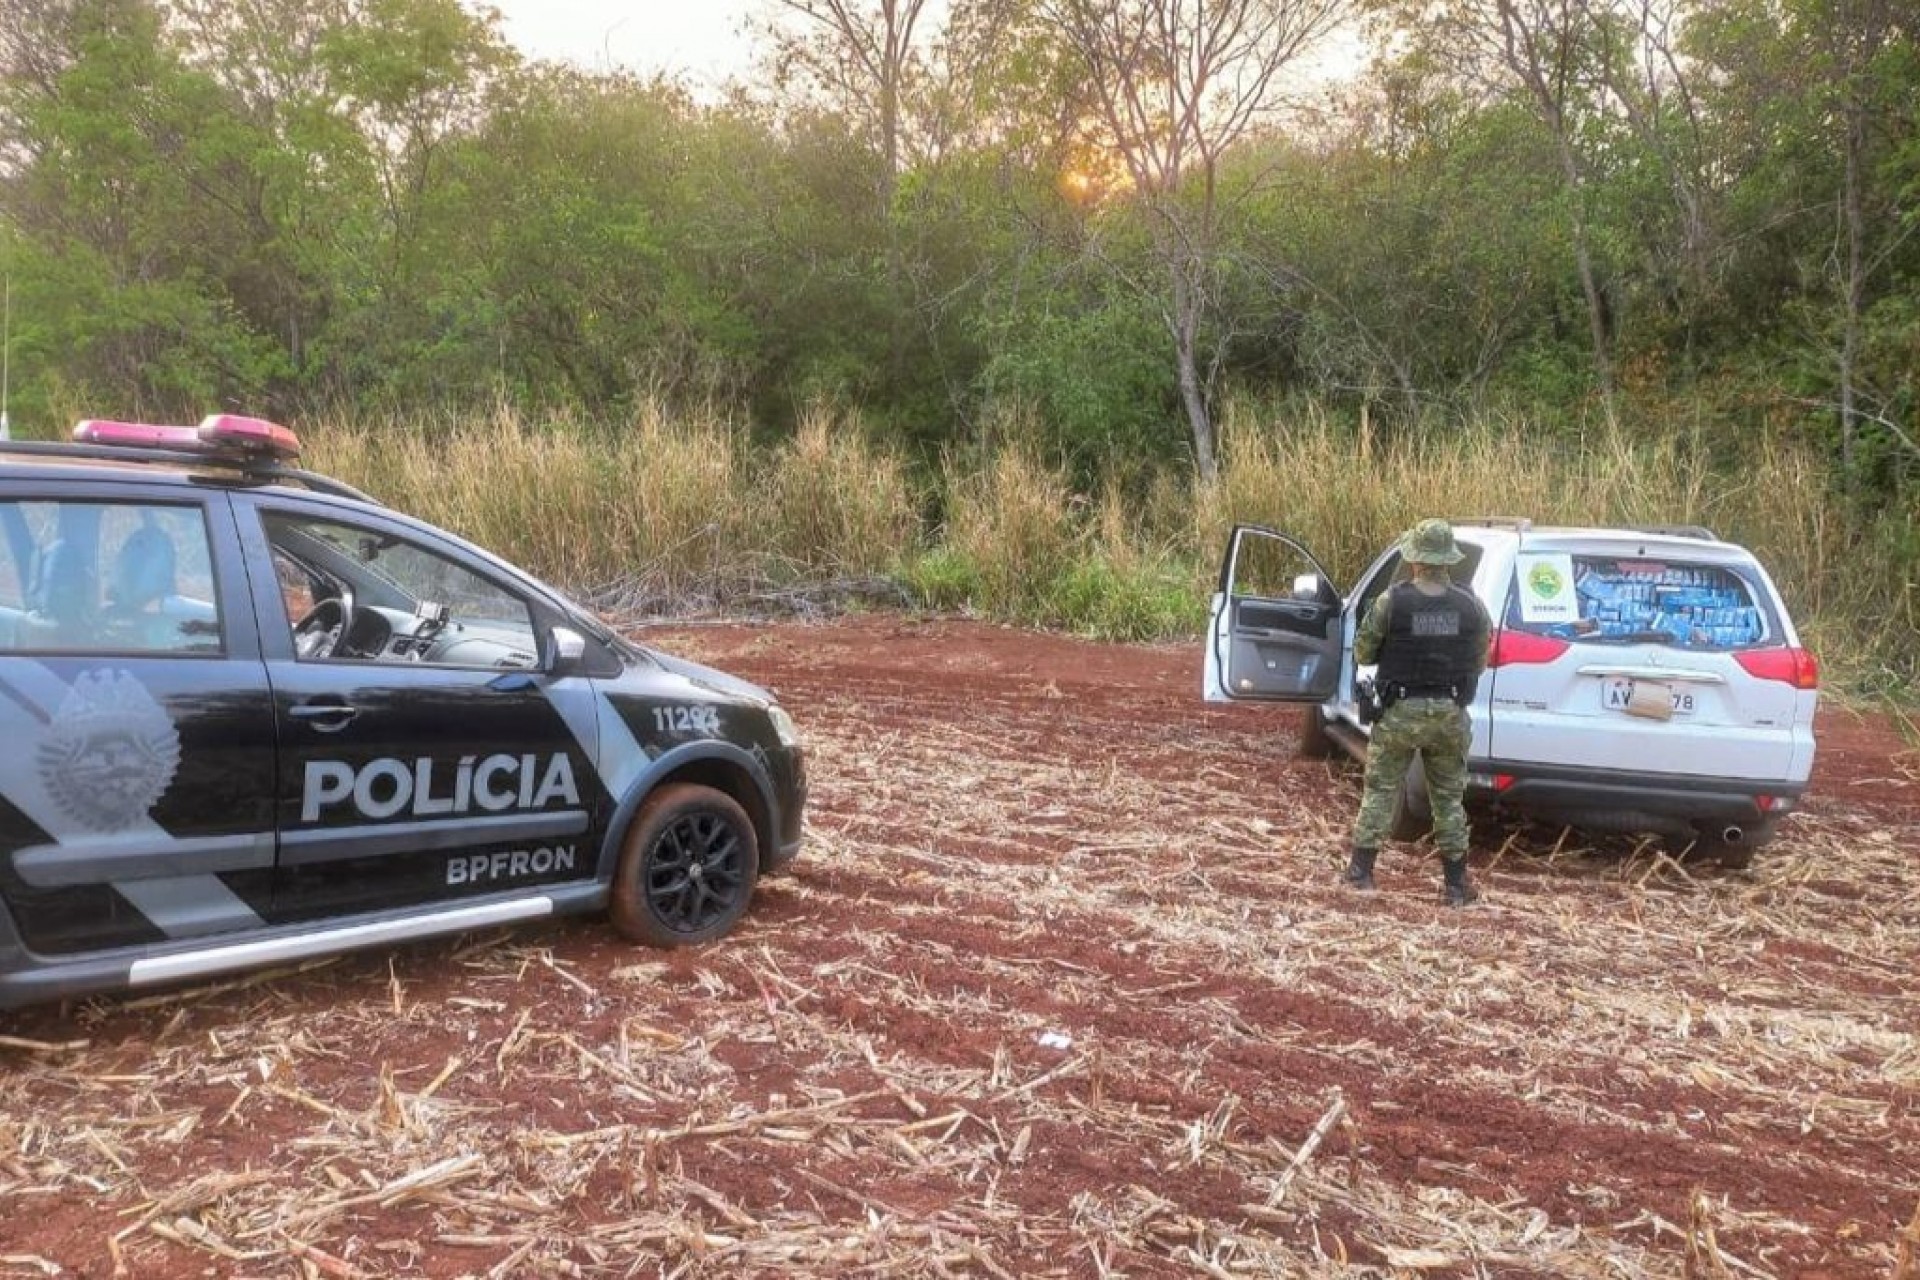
[610,783,760,946]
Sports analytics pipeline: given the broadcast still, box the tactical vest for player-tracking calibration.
[1375,582,1487,703]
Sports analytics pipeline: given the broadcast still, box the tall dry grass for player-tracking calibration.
[939,444,1081,617]
[296,398,1912,690]
[306,401,917,602]
[765,405,918,576]
[1192,402,1731,583]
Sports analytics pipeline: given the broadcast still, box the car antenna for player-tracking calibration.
[1,269,11,441]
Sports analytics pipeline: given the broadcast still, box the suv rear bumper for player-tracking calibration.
[1470,759,1803,834]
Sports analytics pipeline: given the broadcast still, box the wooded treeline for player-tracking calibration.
[2,0,1916,506]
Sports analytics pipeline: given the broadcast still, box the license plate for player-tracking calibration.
[1602,678,1695,716]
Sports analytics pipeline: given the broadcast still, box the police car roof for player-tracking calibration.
[0,440,379,505]
[1,449,268,485]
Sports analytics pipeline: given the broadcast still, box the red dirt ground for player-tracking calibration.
[2,615,1916,1279]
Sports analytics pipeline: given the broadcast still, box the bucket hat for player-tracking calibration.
[1400,518,1465,565]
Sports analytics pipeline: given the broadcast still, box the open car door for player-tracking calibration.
[1204,525,1344,703]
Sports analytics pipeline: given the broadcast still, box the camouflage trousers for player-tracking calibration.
[1352,697,1472,858]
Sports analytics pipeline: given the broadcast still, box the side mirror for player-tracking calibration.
[546,625,586,676]
[1292,572,1328,601]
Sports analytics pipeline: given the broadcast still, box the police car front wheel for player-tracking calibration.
[610,783,761,947]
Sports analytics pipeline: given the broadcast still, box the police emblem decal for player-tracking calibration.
[36,670,183,831]
[1527,561,1566,600]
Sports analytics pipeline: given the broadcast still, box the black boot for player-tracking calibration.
[1442,856,1478,907]
[1343,846,1378,890]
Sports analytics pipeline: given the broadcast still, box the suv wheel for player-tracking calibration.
[610,783,760,946]
[1298,705,1335,759]
[1389,758,1432,841]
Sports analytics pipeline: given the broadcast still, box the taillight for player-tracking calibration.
[1489,630,1570,667]
[1734,647,1818,689]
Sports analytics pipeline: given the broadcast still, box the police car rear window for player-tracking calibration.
[1504,555,1773,651]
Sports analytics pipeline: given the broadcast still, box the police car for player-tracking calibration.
[1204,521,1819,866]
[0,416,805,1010]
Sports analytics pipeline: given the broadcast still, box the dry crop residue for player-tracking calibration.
[2,616,1915,1278]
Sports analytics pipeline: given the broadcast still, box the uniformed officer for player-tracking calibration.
[1343,519,1492,906]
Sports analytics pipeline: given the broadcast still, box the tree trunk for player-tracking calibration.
[1554,134,1616,417]
[1839,98,1866,484]
[1171,262,1218,482]
[882,11,904,386]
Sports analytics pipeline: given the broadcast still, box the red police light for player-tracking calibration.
[198,414,300,460]
[73,420,204,450]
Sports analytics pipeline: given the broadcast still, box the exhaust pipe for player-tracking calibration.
[1720,825,1744,845]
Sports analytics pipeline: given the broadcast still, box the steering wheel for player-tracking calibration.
[292,593,352,660]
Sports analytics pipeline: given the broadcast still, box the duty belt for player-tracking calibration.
[1387,683,1461,702]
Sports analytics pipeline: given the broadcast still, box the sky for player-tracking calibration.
[479,0,769,91]
[477,0,1364,100]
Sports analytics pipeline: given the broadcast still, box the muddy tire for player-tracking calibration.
[609,783,760,947]
[1298,705,1335,759]
[1389,757,1432,841]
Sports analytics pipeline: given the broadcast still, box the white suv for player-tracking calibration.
[1202,520,1819,866]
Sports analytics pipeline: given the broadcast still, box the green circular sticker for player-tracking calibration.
[1527,561,1565,600]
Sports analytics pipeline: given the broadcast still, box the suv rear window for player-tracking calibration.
[1504,554,1776,651]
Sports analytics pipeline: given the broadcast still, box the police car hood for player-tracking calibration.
[642,649,774,706]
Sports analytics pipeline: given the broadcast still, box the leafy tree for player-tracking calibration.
[1688,0,1919,488]
[1371,0,1624,417]
[1038,0,1351,479]
[1231,87,1572,417]
[0,0,289,417]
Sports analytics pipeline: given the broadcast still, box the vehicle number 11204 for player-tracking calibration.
[652,705,721,735]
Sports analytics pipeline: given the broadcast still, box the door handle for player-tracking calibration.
[289,699,359,732]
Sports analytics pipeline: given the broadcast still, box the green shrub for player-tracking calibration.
[1043,556,1201,642]
[899,546,983,612]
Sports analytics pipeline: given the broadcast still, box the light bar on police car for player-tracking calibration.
[197,414,301,459]
[71,414,303,462]
[73,420,205,450]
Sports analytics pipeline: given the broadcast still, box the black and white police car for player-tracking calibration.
[0,415,805,1010]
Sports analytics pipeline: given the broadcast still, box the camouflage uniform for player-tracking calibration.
[1344,519,1490,905]
[1352,696,1474,855]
